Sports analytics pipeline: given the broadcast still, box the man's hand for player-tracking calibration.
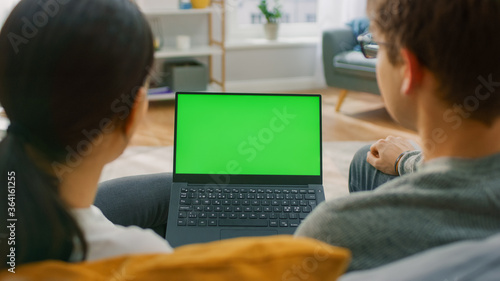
[366,136,415,175]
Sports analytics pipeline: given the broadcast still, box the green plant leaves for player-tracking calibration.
[258,0,282,23]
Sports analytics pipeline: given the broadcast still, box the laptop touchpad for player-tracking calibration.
[220,229,278,240]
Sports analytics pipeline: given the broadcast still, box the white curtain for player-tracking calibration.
[314,0,367,88]
[317,0,367,28]
[0,0,19,27]
[341,0,367,23]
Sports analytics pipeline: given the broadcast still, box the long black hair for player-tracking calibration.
[0,0,154,265]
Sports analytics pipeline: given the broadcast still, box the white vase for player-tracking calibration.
[264,23,279,40]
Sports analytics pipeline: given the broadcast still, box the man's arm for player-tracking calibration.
[366,136,422,176]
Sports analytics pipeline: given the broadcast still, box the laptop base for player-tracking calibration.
[166,182,324,248]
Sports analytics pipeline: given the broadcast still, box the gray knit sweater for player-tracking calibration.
[295,151,500,271]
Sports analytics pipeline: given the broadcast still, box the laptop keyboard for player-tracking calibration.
[176,187,319,228]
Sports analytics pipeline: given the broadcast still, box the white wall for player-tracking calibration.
[227,47,316,81]
[224,44,319,92]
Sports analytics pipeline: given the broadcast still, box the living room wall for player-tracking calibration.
[0,0,366,93]
[224,43,319,92]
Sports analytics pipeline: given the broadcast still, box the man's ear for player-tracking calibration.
[124,86,148,138]
[400,48,424,96]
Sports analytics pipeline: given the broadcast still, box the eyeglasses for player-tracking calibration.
[358,32,386,59]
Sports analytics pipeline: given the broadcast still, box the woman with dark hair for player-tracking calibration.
[0,0,173,266]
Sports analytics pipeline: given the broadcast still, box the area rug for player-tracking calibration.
[99,141,372,200]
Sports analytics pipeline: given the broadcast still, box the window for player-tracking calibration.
[227,0,319,41]
[237,0,318,25]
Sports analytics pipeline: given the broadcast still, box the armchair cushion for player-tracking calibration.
[334,51,377,79]
[4,235,351,281]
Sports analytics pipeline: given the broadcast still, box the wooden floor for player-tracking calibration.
[130,87,419,147]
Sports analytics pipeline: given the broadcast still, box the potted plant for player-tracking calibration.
[258,0,282,40]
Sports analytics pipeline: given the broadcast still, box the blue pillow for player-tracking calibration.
[346,17,370,52]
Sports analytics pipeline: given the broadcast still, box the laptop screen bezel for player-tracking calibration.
[172,92,323,185]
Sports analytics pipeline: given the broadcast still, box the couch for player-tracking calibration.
[0,236,351,281]
[322,27,380,112]
[340,232,500,281]
[4,228,499,281]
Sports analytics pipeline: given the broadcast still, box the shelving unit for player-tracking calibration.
[141,2,226,101]
[141,7,215,16]
[208,0,226,93]
[154,45,222,59]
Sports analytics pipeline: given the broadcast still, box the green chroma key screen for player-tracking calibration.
[175,93,321,176]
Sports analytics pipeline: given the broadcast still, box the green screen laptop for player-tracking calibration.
[166,92,325,247]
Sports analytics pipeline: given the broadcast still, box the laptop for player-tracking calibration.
[166,92,325,247]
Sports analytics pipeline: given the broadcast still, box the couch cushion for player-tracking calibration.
[333,51,377,78]
[5,235,351,281]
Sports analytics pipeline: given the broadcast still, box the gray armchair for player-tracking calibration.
[323,27,380,112]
